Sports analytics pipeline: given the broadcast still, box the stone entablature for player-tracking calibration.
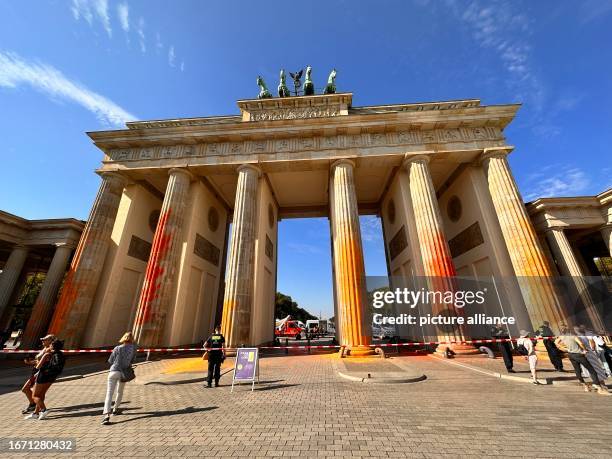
[103,126,505,164]
[126,116,241,130]
[527,193,611,231]
[0,210,84,247]
[124,96,483,129]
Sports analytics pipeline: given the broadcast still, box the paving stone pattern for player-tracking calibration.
[0,354,611,458]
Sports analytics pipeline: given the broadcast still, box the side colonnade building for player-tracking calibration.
[2,93,610,352]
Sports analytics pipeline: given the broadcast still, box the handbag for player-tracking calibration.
[120,366,136,382]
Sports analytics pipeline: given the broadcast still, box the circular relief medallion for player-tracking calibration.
[387,199,396,225]
[268,203,275,229]
[148,210,161,233]
[447,196,462,222]
[208,207,219,232]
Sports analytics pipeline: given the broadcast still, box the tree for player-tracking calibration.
[275,292,317,322]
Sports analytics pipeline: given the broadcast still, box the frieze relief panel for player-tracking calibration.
[249,106,340,121]
[105,126,503,162]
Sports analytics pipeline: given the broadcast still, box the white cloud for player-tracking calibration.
[286,243,324,255]
[155,32,163,53]
[459,1,541,107]
[0,51,135,127]
[168,46,176,67]
[71,0,112,37]
[580,0,612,23]
[71,0,92,24]
[137,17,146,53]
[180,61,185,72]
[360,216,383,243]
[521,166,590,201]
[117,2,129,32]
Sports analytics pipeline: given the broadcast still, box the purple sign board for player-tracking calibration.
[234,348,258,381]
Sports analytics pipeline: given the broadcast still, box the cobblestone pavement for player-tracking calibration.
[1,353,611,458]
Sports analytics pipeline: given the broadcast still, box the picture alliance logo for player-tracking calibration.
[372,287,488,309]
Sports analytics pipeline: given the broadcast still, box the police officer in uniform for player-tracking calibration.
[204,326,225,388]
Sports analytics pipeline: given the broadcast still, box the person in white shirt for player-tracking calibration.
[517,330,540,385]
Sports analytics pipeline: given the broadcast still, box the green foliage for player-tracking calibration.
[275,292,317,322]
[17,272,46,307]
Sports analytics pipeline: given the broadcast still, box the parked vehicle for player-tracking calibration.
[372,323,396,340]
[275,319,304,340]
[306,319,330,337]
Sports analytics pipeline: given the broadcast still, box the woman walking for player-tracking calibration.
[517,330,540,385]
[102,332,137,425]
[25,340,65,420]
[21,334,54,415]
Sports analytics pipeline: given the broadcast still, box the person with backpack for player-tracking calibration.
[516,330,540,385]
[101,332,137,425]
[24,339,65,420]
[21,334,55,415]
[555,327,610,395]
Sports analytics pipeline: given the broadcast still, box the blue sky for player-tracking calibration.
[1,0,611,318]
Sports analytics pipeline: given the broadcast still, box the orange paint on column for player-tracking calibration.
[330,160,372,352]
[131,168,192,347]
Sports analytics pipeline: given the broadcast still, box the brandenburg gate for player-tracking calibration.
[44,91,604,352]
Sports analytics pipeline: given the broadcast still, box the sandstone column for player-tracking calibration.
[545,228,605,331]
[601,225,612,258]
[481,148,568,330]
[221,164,261,348]
[48,172,127,347]
[21,243,73,348]
[330,159,372,355]
[404,155,475,354]
[0,245,29,319]
[132,168,193,347]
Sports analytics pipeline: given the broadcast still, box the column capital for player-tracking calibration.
[53,242,76,250]
[99,170,129,187]
[402,152,434,169]
[543,226,567,233]
[11,243,29,251]
[236,163,262,177]
[330,158,356,171]
[480,146,515,164]
[168,167,195,181]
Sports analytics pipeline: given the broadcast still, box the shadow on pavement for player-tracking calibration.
[110,406,217,424]
[254,383,300,392]
[49,406,142,419]
[52,402,105,412]
[144,377,207,386]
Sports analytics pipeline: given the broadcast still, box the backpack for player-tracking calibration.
[43,351,66,380]
[516,344,529,356]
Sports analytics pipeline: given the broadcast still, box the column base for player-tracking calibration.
[535,340,550,359]
[434,343,480,357]
[346,346,376,357]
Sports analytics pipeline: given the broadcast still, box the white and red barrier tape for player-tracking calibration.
[0,337,554,354]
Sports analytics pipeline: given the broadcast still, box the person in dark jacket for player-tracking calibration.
[204,326,225,388]
[536,321,564,372]
[491,324,514,373]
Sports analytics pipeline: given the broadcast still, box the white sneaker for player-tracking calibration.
[37,410,49,420]
[24,413,39,420]
[597,386,611,395]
